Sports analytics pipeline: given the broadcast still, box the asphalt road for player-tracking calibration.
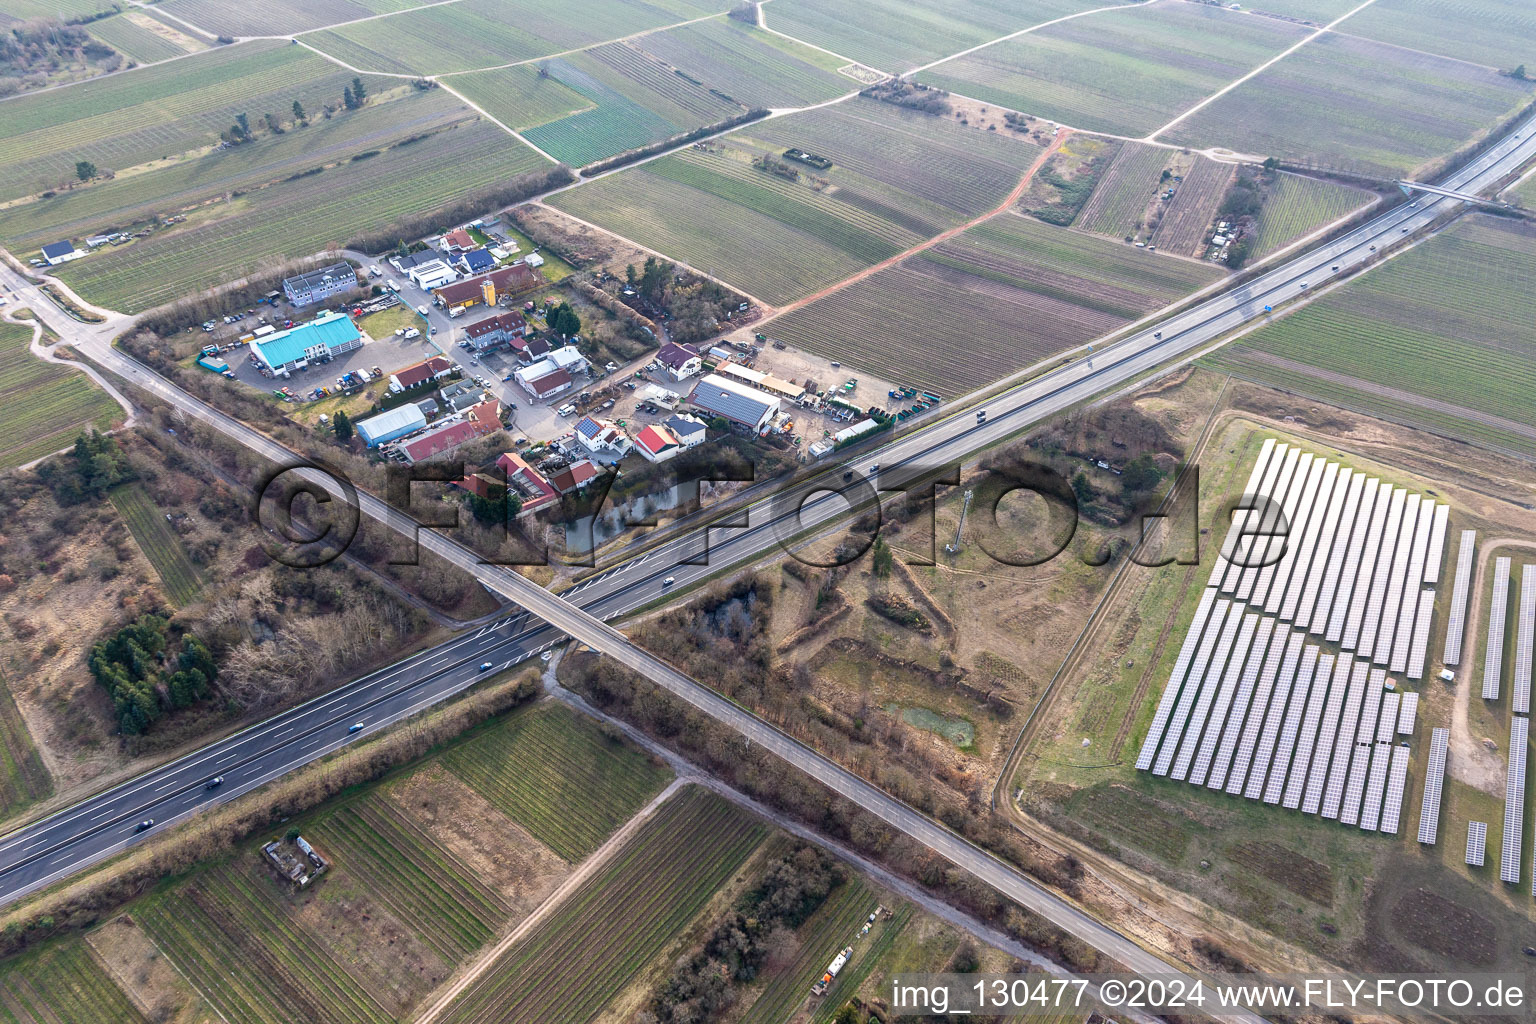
[0,110,1532,1017]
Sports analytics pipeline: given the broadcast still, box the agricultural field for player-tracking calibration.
[0,40,371,202]
[0,677,49,821]
[437,785,766,1024]
[299,0,732,76]
[155,0,430,36]
[0,322,122,471]
[761,0,1098,74]
[635,18,852,109]
[1151,155,1234,256]
[1163,32,1533,177]
[0,0,120,19]
[550,97,1040,303]
[518,47,740,166]
[447,64,595,132]
[918,2,1309,137]
[441,700,672,861]
[1341,0,1536,72]
[1245,171,1374,260]
[1206,215,1536,456]
[735,877,876,1024]
[767,211,1221,394]
[0,938,149,1024]
[53,118,548,311]
[1074,143,1175,241]
[1237,0,1359,21]
[109,483,203,606]
[85,10,207,64]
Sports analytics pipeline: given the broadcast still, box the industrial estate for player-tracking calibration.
[0,0,1533,1022]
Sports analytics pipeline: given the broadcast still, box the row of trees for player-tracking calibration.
[220,77,367,147]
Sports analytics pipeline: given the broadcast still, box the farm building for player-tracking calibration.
[408,258,457,291]
[435,264,542,313]
[634,424,682,463]
[574,415,631,459]
[463,310,528,352]
[397,399,502,463]
[495,451,559,512]
[282,262,357,307]
[455,249,495,275]
[41,240,82,265]
[389,355,454,392]
[655,342,702,381]
[441,228,475,252]
[248,311,363,375]
[718,363,804,402]
[357,404,427,447]
[550,459,599,494]
[835,418,880,444]
[690,373,780,431]
[664,414,707,448]
[516,358,574,400]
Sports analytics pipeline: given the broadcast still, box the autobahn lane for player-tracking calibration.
[0,110,1530,1010]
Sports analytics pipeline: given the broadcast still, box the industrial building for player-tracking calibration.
[689,373,780,431]
[247,311,363,376]
[407,258,458,291]
[356,404,427,447]
[282,262,358,306]
[435,264,541,313]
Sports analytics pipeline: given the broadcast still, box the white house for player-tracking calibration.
[573,415,632,458]
[408,258,458,291]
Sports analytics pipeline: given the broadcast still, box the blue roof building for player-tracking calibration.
[356,404,427,447]
[456,248,495,275]
[248,310,363,375]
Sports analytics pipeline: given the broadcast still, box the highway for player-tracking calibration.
[0,108,1532,1013]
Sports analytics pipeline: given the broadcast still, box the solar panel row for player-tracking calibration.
[1240,449,1307,604]
[1484,557,1511,702]
[1515,564,1535,715]
[1233,447,1301,602]
[1264,646,1321,804]
[1379,744,1411,835]
[1322,662,1371,819]
[1207,619,1277,791]
[1396,691,1419,736]
[1418,727,1449,845]
[1357,489,1408,659]
[1152,599,1234,776]
[1327,478,1381,643]
[1406,590,1436,681]
[1372,492,1420,664]
[1342,486,1394,650]
[1224,629,1292,796]
[1302,655,1354,815]
[1136,590,1220,771]
[1309,472,1366,633]
[1295,467,1352,629]
[1390,503,1436,672]
[1283,652,1337,810]
[1209,439,1278,592]
[1424,503,1450,585]
[1340,670,1387,825]
[1468,821,1488,867]
[1244,634,1307,800]
[1177,614,1259,784]
[1268,460,1332,619]
[1500,715,1528,884]
[1443,530,1477,666]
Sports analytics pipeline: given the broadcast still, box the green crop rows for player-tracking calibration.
[447,65,595,132]
[85,12,198,64]
[309,795,511,962]
[0,322,120,471]
[1343,0,1536,73]
[1247,172,1373,260]
[810,904,914,1024]
[1164,32,1532,177]
[737,878,872,1024]
[0,939,147,1024]
[441,701,671,862]
[109,483,203,606]
[138,861,394,1024]
[0,676,50,821]
[770,212,1218,394]
[55,119,547,312]
[919,2,1308,137]
[1206,215,1536,455]
[439,786,766,1024]
[157,0,426,37]
[0,40,365,202]
[636,18,851,109]
[1075,143,1172,239]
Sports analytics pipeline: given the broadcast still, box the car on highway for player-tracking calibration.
[976,409,987,422]
[348,721,364,733]
[663,576,676,587]
[479,661,493,671]
[135,819,155,832]
[205,776,224,789]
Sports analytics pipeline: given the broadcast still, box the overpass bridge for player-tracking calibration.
[1396,179,1509,206]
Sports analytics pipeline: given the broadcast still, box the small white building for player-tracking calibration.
[548,345,590,375]
[40,240,82,266]
[573,415,631,458]
[663,414,707,449]
[408,258,458,291]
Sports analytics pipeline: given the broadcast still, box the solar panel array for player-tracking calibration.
[1501,715,1528,884]
[1443,530,1477,666]
[1468,821,1488,867]
[1418,727,1449,845]
[1516,565,1535,715]
[1135,439,1450,837]
[1484,557,1512,701]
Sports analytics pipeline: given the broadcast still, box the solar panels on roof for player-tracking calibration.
[1418,728,1449,845]
[1443,530,1477,665]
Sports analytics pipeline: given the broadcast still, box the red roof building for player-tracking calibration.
[389,355,454,392]
[435,264,543,310]
[399,398,501,463]
[634,424,682,463]
[463,310,528,351]
[519,366,573,400]
[549,459,599,494]
[442,228,474,251]
[495,451,558,512]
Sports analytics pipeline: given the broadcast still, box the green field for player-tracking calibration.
[1073,143,1174,240]
[441,700,671,861]
[0,40,371,202]
[1247,172,1374,260]
[108,483,203,606]
[438,785,766,1024]
[762,0,1096,73]
[0,0,120,19]
[737,877,873,1024]
[1206,215,1536,455]
[0,322,121,470]
[0,938,148,1024]
[52,117,548,311]
[1164,32,1533,177]
[85,11,204,64]
[300,0,731,76]
[919,2,1309,137]
[635,18,853,109]
[155,0,430,35]
[551,97,1040,303]
[0,677,50,822]
[769,211,1221,394]
[1342,0,1536,72]
[448,64,595,131]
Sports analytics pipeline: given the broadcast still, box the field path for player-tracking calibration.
[760,128,1073,324]
[411,774,690,1024]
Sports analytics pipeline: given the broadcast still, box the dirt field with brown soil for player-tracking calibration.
[515,203,649,275]
[87,914,215,1024]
